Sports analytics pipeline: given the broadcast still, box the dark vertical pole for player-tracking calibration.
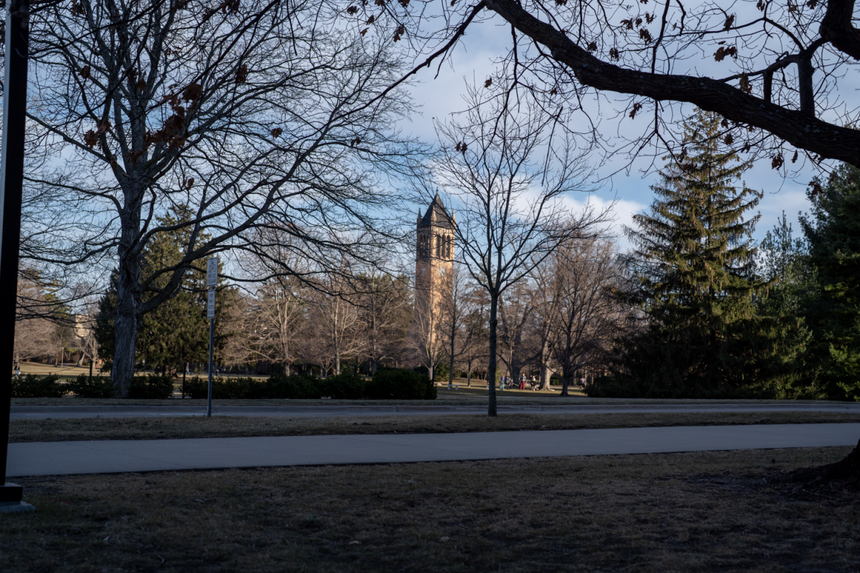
[206,314,213,417]
[0,0,29,494]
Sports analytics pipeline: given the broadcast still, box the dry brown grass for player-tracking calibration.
[10,411,860,444]
[3,447,858,572]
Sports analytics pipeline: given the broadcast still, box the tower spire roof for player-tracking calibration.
[418,191,454,230]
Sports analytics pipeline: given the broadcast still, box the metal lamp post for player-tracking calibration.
[0,0,34,511]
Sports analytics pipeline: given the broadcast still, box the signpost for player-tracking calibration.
[0,0,33,511]
[206,257,218,417]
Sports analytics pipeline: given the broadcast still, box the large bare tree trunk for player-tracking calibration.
[791,438,860,488]
[112,216,142,397]
[448,327,456,390]
[540,362,552,392]
[111,311,138,398]
[560,362,573,397]
[539,340,553,391]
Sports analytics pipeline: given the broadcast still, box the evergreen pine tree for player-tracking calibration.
[95,207,227,375]
[800,164,860,400]
[614,110,765,397]
[136,211,209,375]
[753,214,822,398]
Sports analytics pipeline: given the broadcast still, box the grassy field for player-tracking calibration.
[2,447,857,572]
[10,411,860,443]
[16,361,98,378]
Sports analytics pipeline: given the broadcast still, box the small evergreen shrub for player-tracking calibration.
[433,362,450,382]
[316,372,366,399]
[368,369,436,400]
[263,373,319,399]
[12,374,67,398]
[181,377,208,399]
[183,377,261,399]
[127,374,174,399]
[70,375,115,398]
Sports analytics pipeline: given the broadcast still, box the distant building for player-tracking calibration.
[415,192,455,346]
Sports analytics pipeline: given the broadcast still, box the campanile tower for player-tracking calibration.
[415,192,455,339]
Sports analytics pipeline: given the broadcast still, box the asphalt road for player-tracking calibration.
[10,402,860,420]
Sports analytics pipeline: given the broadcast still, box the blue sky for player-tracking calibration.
[396,10,827,253]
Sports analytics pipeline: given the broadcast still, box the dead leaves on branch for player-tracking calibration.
[738,73,752,94]
[218,0,239,14]
[147,84,198,150]
[714,45,738,62]
[84,119,111,149]
[343,1,406,42]
[771,153,784,170]
[620,15,655,45]
[236,64,248,84]
[808,181,822,197]
[95,81,204,158]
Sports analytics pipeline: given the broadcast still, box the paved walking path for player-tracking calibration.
[7,423,860,477]
[11,402,860,419]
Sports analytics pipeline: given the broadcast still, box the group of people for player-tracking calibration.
[490,373,539,391]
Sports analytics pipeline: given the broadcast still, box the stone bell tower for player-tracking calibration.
[415,192,455,341]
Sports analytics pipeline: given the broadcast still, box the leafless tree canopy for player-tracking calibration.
[430,82,607,414]
[19,0,421,393]
[363,0,860,172]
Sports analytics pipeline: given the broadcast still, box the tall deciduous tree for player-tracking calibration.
[307,263,365,377]
[432,82,604,416]
[438,263,474,389]
[612,111,764,397]
[458,286,489,386]
[14,275,56,364]
[232,235,313,376]
[527,253,563,391]
[497,281,534,386]
[24,0,418,395]
[355,270,412,375]
[551,235,624,397]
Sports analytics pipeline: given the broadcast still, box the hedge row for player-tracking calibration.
[11,374,175,399]
[182,369,436,400]
[10,369,436,400]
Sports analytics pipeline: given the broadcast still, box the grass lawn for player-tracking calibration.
[16,362,96,379]
[9,411,860,443]
[2,447,858,572]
